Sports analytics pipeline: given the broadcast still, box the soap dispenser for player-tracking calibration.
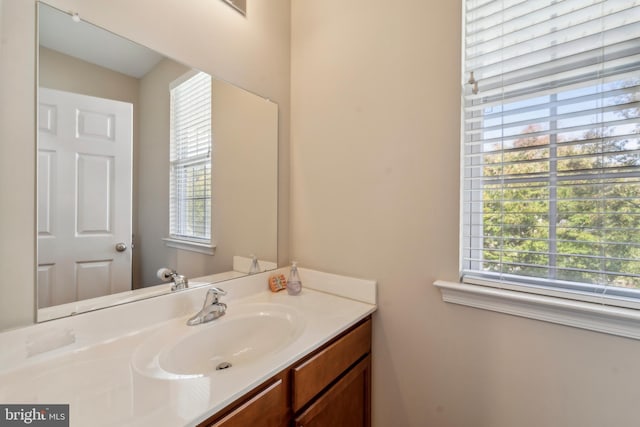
[287,261,302,295]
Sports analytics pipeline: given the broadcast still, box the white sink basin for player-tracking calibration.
[133,302,305,379]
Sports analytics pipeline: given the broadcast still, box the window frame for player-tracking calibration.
[435,0,640,340]
[165,70,215,255]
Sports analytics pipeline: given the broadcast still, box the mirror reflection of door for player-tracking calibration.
[37,88,133,308]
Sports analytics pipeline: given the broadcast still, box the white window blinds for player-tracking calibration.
[169,71,212,242]
[462,0,640,306]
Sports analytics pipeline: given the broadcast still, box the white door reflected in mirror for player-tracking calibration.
[37,88,133,308]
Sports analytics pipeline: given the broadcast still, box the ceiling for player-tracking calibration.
[39,4,165,79]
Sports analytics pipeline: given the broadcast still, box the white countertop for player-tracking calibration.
[0,268,376,426]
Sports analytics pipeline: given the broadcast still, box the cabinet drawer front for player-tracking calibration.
[209,377,287,427]
[295,355,371,427]
[292,319,371,411]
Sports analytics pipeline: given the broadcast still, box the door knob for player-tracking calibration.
[115,242,127,252]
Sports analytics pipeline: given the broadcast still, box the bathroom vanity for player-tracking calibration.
[0,268,376,426]
[203,318,371,426]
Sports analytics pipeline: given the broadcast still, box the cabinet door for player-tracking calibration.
[207,376,288,427]
[292,319,371,411]
[294,355,371,427]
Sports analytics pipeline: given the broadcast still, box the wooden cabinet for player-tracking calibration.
[291,319,371,412]
[294,355,371,427]
[204,372,289,427]
[198,317,372,427]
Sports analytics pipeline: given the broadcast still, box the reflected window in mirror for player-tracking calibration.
[169,71,213,250]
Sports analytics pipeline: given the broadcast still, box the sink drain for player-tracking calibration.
[216,361,232,370]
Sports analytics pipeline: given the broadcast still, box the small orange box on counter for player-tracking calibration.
[268,274,287,292]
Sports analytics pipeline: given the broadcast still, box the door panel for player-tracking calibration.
[76,154,114,233]
[38,103,57,134]
[37,150,55,236]
[37,265,55,309]
[76,261,112,301]
[76,109,115,140]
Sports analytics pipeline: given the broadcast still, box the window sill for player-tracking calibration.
[433,280,640,341]
[163,238,215,255]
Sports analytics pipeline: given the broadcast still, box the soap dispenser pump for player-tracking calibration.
[287,261,302,295]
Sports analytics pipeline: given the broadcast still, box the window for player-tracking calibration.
[461,1,640,309]
[168,71,213,249]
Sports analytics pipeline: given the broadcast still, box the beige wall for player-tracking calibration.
[0,0,36,329]
[211,79,278,271]
[38,47,140,104]
[0,0,290,330]
[291,1,640,427]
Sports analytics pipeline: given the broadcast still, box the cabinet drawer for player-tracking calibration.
[294,355,371,427]
[207,376,288,427]
[292,319,371,411]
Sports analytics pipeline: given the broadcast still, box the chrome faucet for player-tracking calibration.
[157,267,189,291]
[187,287,227,326]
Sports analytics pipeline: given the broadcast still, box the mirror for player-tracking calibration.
[36,2,278,321]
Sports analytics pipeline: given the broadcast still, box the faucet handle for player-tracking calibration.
[209,287,227,296]
[204,287,227,306]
